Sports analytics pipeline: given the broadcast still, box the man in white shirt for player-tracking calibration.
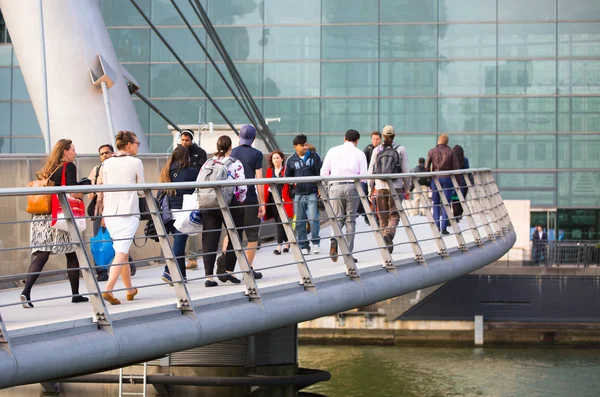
[321,129,368,262]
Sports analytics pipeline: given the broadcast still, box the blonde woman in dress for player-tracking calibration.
[101,131,145,305]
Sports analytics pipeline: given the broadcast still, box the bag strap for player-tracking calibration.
[94,164,101,184]
[60,162,68,186]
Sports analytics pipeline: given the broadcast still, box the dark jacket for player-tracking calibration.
[49,162,78,186]
[167,163,199,210]
[411,163,430,186]
[188,143,208,170]
[363,144,376,167]
[425,144,460,172]
[284,150,322,195]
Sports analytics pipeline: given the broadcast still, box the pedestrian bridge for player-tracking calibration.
[0,169,515,388]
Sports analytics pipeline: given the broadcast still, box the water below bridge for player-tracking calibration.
[299,345,600,397]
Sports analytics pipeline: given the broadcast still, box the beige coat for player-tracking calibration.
[101,155,145,217]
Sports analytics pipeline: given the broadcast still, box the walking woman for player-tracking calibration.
[452,145,470,222]
[21,139,89,308]
[200,135,247,287]
[263,150,293,255]
[159,146,199,285]
[101,131,145,305]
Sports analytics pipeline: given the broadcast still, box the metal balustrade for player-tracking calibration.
[0,168,515,388]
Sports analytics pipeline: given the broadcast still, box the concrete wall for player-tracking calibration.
[498,199,531,263]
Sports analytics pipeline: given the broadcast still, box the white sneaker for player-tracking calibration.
[312,245,321,254]
[301,248,310,255]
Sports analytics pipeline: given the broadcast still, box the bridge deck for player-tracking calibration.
[0,215,490,336]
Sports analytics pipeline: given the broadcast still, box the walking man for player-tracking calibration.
[532,225,548,265]
[425,134,460,235]
[359,131,381,224]
[368,125,410,253]
[285,134,322,255]
[321,129,368,263]
[178,129,207,269]
[410,157,430,216]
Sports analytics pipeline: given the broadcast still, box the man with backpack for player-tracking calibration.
[410,157,430,216]
[367,125,410,253]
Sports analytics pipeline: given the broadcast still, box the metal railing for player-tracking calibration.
[0,168,511,352]
[532,240,600,267]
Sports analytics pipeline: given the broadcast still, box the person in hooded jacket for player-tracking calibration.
[159,146,199,285]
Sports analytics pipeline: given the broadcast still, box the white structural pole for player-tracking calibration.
[38,0,51,153]
[0,0,147,153]
[100,81,116,150]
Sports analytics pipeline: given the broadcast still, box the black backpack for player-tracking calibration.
[374,145,402,175]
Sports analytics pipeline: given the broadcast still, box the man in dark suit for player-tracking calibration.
[532,225,548,265]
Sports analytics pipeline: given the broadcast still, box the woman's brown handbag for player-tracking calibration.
[26,164,63,214]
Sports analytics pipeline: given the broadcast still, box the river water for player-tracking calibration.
[299,345,600,397]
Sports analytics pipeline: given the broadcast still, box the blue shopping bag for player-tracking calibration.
[90,227,115,268]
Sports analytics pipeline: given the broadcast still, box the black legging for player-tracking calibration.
[22,251,80,298]
[201,200,244,276]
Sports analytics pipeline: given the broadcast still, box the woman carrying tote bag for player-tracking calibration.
[20,139,89,308]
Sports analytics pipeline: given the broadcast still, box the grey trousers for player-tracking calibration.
[329,183,360,253]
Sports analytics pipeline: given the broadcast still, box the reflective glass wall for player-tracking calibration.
[0,0,599,213]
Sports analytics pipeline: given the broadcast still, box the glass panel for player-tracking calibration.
[10,138,45,154]
[149,99,206,133]
[558,97,600,132]
[0,102,9,137]
[380,0,437,23]
[558,172,600,208]
[497,135,556,169]
[439,24,496,59]
[322,0,379,23]
[380,99,436,133]
[558,23,600,57]
[0,67,10,100]
[150,63,206,98]
[151,0,204,25]
[446,134,497,169]
[0,45,11,66]
[441,0,496,22]
[322,26,378,60]
[501,190,556,207]
[11,68,29,101]
[263,63,319,97]
[498,0,556,21]
[100,0,150,26]
[498,24,556,58]
[321,99,378,133]
[559,0,600,20]
[208,0,263,25]
[133,99,150,135]
[497,173,555,188]
[322,62,378,97]
[263,99,320,133]
[380,25,437,59]
[558,60,600,95]
[272,134,298,152]
[558,134,600,169]
[399,134,437,164]
[109,28,151,62]
[148,135,173,154]
[439,98,496,132]
[151,28,207,62]
[380,62,437,96]
[264,0,321,24]
[498,60,557,95]
[557,209,600,240]
[207,99,261,126]
[11,102,41,136]
[123,64,150,94]
[498,98,556,132]
[263,26,320,61]
[209,63,263,97]
[439,61,496,95]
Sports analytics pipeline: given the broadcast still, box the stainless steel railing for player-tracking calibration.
[532,240,600,267]
[0,168,511,351]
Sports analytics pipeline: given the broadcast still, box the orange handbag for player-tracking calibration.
[26,164,63,214]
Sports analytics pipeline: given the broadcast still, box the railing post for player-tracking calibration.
[411,177,449,257]
[482,172,512,231]
[143,190,196,314]
[270,184,316,292]
[316,181,360,280]
[354,180,396,272]
[214,188,261,300]
[471,172,506,237]
[57,192,113,329]
[461,171,496,241]
[450,173,483,247]
[0,313,11,354]
[432,176,468,252]
[384,180,426,264]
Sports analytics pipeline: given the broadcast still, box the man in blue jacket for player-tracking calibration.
[285,134,322,255]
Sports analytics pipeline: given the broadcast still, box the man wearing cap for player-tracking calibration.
[230,124,265,279]
[321,129,368,263]
[179,129,207,269]
[367,125,410,253]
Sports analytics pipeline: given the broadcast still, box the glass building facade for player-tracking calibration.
[0,0,599,236]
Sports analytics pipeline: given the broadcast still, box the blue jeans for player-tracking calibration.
[164,230,189,279]
[431,177,454,231]
[294,193,320,250]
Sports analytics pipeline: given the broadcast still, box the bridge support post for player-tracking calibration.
[474,315,484,345]
[471,172,506,237]
[450,174,483,247]
[410,177,449,257]
[270,186,316,292]
[482,172,513,231]
[0,313,11,354]
[461,172,496,241]
[432,176,469,252]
